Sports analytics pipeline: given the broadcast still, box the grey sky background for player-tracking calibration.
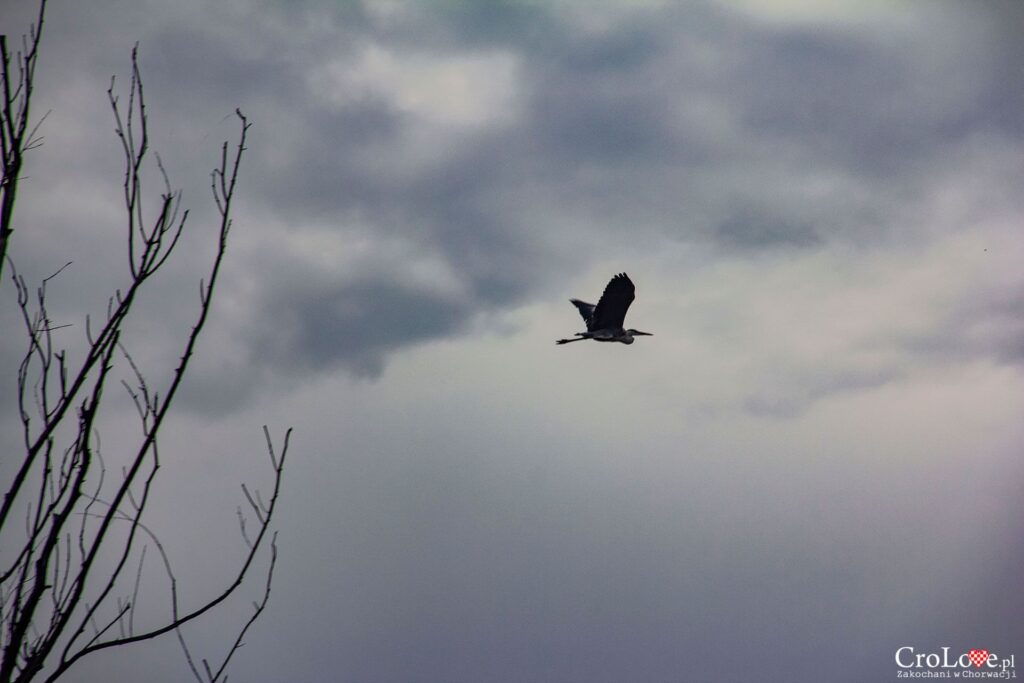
[1,0,1022,681]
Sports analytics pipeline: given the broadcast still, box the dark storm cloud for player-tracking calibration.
[736,28,934,177]
[254,274,471,378]
[6,0,1024,411]
[171,0,1024,402]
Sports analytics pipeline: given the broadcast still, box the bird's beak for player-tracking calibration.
[634,331,653,336]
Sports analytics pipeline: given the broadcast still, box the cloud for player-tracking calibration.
[159,0,1024,414]
[311,43,521,127]
[4,0,1023,421]
[253,273,471,378]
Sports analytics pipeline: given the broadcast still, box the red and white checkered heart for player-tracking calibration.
[968,649,989,668]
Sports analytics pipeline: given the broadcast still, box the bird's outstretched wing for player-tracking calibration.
[590,272,634,331]
[569,299,595,327]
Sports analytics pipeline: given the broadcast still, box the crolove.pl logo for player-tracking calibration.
[896,647,1017,679]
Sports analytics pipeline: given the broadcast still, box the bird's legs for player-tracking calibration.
[555,332,591,345]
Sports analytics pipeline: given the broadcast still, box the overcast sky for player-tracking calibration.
[1,1,1023,681]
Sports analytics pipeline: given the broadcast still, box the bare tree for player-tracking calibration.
[0,0,47,282]
[1,8,290,683]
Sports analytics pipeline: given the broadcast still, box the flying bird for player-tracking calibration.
[556,272,653,345]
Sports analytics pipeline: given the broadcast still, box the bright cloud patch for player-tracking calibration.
[312,43,521,127]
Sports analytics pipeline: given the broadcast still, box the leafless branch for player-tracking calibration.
[0,0,48,281]
[1,26,290,683]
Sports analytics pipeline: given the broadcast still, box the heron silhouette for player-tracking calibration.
[556,272,652,345]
